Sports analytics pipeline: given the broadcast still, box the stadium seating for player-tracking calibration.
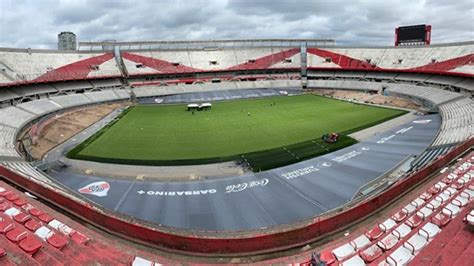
[0,41,473,261]
[48,94,92,108]
[1,162,54,184]
[16,98,62,116]
[385,84,463,107]
[0,125,20,158]
[307,43,474,74]
[0,180,166,264]
[122,48,301,75]
[307,79,465,109]
[83,90,122,102]
[315,153,473,265]
[434,98,474,147]
[0,49,121,85]
[0,106,36,128]
[0,89,130,162]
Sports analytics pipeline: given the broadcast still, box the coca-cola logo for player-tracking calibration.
[78,181,110,197]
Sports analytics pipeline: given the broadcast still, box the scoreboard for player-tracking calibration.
[395,25,431,46]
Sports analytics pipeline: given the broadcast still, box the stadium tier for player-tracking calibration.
[0,49,121,85]
[0,40,473,263]
[307,43,474,75]
[121,47,301,75]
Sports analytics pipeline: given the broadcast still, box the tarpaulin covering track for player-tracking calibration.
[49,114,441,232]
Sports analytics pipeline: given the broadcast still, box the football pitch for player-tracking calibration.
[68,94,406,169]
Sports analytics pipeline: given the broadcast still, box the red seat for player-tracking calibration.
[391,210,408,223]
[428,186,440,195]
[0,202,9,211]
[19,235,42,254]
[365,225,383,240]
[0,190,11,197]
[406,215,423,229]
[441,177,452,184]
[14,199,27,207]
[451,182,464,190]
[25,219,42,232]
[419,191,433,201]
[13,212,31,224]
[5,193,19,202]
[360,243,383,263]
[47,233,68,249]
[70,231,91,245]
[6,227,28,243]
[28,208,43,217]
[432,212,451,228]
[38,213,53,223]
[0,218,15,233]
[0,198,4,203]
[0,247,5,257]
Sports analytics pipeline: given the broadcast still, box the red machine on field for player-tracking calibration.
[322,133,340,143]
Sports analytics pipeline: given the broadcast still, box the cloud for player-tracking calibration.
[0,0,472,49]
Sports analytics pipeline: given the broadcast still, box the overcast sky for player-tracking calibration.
[0,0,472,49]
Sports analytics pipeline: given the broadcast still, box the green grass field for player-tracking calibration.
[68,94,406,169]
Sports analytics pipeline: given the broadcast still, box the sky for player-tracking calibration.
[0,0,473,49]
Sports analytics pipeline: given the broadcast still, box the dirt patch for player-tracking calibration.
[28,102,127,159]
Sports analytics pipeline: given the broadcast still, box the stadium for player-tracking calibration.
[0,10,473,266]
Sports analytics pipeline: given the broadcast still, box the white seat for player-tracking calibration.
[405,233,428,254]
[332,242,356,260]
[350,235,371,251]
[462,188,474,198]
[381,218,397,231]
[58,224,74,235]
[385,246,414,266]
[341,254,365,266]
[403,204,416,215]
[416,207,433,219]
[452,195,469,207]
[467,210,474,225]
[4,207,20,217]
[132,256,154,266]
[442,203,460,217]
[427,198,442,210]
[393,223,411,239]
[447,173,457,180]
[435,181,447,190]
[419,222,440,240]
[436,192,450,203]
[35,226,53,240]
[443,187,457,196]
[411,197,425,208]
[48,219,65,230]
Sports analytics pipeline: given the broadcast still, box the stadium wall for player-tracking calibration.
[1,138,472,255]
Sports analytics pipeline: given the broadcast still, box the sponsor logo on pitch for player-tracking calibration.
[78,181,110,197]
